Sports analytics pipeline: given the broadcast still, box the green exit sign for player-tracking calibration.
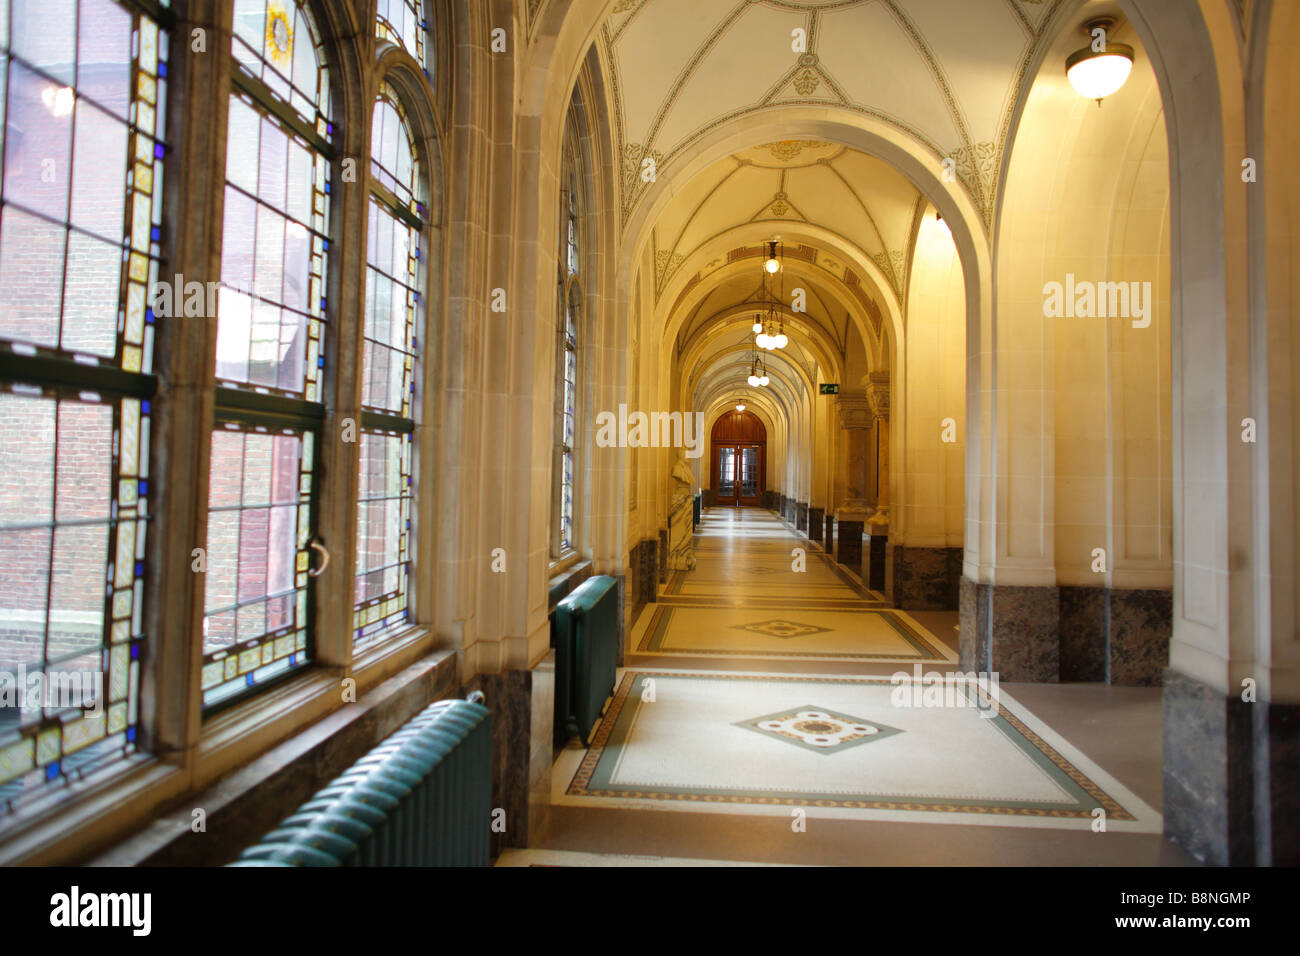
[820,383,840,395]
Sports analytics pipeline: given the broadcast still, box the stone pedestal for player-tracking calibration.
[835,516,865,569]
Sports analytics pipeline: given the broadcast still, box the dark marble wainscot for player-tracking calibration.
[863,531,887,591]
[823,515,834,553]
[959,578,1060,682]
[892,546,961,610]
[796,502,808,533]
[1058,586,1171,686]
[1162,668,1300,865]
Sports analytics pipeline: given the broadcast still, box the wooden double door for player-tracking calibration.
[714,443,764,506]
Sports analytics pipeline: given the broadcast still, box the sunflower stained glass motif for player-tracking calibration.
[376,0,428,73]
[0,0,168,807]
[355,89,424,649]
[231,0,330,140]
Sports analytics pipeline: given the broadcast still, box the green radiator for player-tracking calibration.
[553,575,618,747]
[230,695,492,867]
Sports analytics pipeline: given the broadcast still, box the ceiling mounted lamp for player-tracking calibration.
[752,313,763,334]
[763,239,781,274]
[735,402,746,411]
[747,355,770,387]
[1066,17,1134,104]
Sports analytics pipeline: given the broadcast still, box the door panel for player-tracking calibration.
[738,446,761,504]
[717,446,736,500]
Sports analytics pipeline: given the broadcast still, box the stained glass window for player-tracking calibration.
[0,0,167,805]
[204,0,331,710]
[375,0,427,73]
[552,118,582,557]
[355,86,422,649]
[200,425,312,708]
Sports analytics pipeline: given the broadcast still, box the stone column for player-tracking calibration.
[864,373,889,588]
[835,390,873,568]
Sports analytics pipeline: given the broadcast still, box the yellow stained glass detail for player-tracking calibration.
[121,400,140,474]
[110,645,129,701]
[201,661,224,690]
[107,701,128,735]
[62,713,107,755]
[36,727,61,766]
[0,738,36,784]
[223,657,238,680]
[265,4,294,68]
[128,251,150,282]
[238,648,262,674]
[114,520,135,588]
[112,589,132,619]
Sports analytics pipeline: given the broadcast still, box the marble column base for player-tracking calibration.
[796,502,808,532]
[808,507,824,544]
[864,532,887,591]
[1059,586,1171,686]
[959,577,1060,682]
[1163,668,1300,865]
[891,546,962,610]
[823,516,834,553]
[465,662,553,855]
[836,519,864,569]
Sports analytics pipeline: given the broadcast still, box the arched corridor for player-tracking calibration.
[0,0,1295,905]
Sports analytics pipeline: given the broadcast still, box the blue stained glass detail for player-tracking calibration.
[245,675,255,687]
[289,654,297,666]
[323,240,329,251]
[150,226,161,242]
[324,182,331,194]
[127,727,137,742]
[134,561,144,576]
[142,400,151,414]
[327,122,334,135]
[154,143,165,159]
[130,643,140,660]
[138,479,148,495]
[46,763,60,781]
[145,308,155,324]
[317,357,324,368]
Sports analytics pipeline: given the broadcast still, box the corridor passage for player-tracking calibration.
[502,508,1192,867]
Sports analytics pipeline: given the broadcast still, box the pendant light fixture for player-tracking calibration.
[763,239,781,274]
[1066,17,1134,104]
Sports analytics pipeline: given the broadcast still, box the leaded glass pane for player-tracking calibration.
[376,0,427,73]
[231,0,330,137]
[201,425,312,709]
[217,91,329,398]
[0,0,164,808]
[353,431,411,647]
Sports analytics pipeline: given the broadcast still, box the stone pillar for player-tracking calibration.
[835,390,873,570]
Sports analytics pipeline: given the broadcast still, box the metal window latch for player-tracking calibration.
[308,538,330,577]
[466,690,486,705]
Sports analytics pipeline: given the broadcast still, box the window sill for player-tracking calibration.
[0,755,186,866]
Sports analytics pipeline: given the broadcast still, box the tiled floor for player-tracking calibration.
[528,506,1196,866]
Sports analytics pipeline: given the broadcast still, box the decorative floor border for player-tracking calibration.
[635,606,953,661]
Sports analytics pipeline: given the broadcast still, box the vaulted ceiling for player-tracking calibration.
[602,0,1062,228]
[650,140,924,302]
